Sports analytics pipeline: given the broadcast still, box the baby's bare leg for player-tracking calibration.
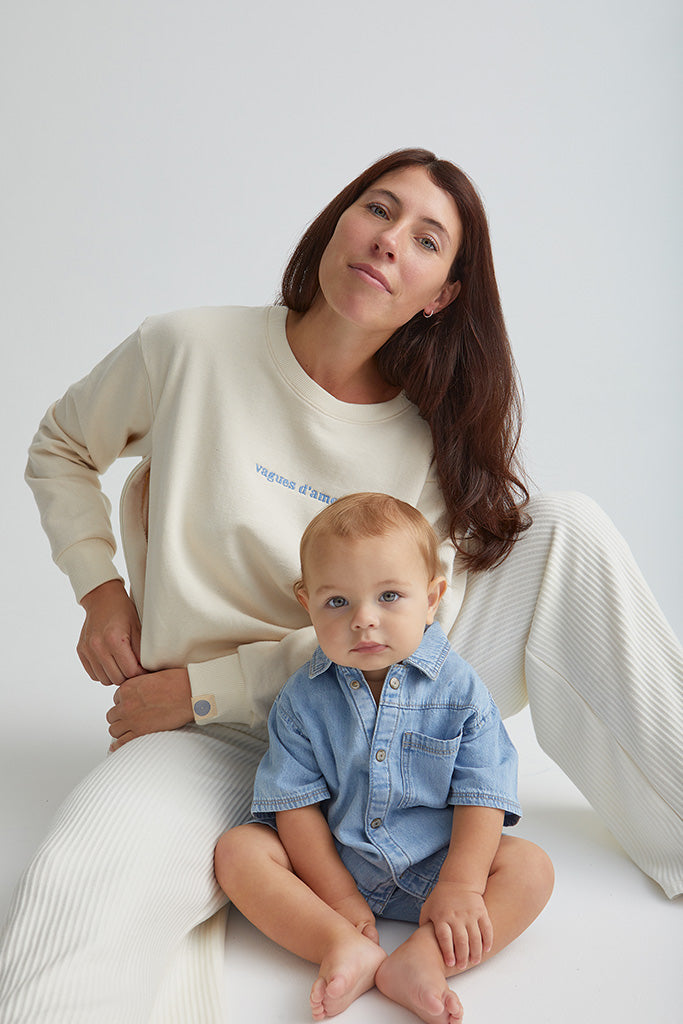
[215,824,386,1019]
[375,836,553,1024]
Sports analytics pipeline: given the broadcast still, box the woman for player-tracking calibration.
[1,148,680,1023]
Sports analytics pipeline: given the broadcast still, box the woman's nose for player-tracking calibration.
[373,229,398,260]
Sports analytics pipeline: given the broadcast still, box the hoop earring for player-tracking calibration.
[423,309,434,318]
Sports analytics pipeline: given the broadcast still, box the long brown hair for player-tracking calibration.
[279,148,530,571]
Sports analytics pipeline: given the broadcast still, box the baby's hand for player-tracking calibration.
[330,891,380,944]
[419,881,492,969]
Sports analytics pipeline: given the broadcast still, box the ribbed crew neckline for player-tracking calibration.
[265,305,413,423]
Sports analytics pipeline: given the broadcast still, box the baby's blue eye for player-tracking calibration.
[327,596,348,609]
[379,591,400,603]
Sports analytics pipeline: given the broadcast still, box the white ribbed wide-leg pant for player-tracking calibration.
[0,492,681,1023]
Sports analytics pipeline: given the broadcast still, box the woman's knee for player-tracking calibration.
[527,490,620,551]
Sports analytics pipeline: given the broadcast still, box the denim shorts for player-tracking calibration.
[357,845,449,924]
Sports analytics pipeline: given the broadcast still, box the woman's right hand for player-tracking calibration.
[78,579,144,685]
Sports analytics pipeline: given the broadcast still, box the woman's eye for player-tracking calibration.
[367,202,389,219]
[379,591,400,603]
[327,596,348,609]
[419,236,438,252]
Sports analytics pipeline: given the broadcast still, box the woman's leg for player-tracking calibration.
[0,724,266,1024]
[215,824,386,1020]
[448,491,683,897]
[375,836,554,1024]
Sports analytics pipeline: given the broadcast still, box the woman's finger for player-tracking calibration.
[110,635,143,680]
[109,730,135,753]
[77,649,98,682]
[77,636,125,685]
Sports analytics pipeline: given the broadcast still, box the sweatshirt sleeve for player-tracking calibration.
[188,624,319,727]
[25,329,154,602]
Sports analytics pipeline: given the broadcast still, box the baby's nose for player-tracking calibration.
[351,603,378,629]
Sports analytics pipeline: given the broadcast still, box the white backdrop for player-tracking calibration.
[1,0,681,888]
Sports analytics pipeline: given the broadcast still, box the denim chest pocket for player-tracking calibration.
[398,730,462,809]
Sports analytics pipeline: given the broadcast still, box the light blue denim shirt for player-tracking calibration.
[251,622,521,903]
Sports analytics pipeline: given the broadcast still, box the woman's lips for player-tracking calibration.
[349,263,392,293]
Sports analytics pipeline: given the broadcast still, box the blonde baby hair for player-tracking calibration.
[294,492,441,597]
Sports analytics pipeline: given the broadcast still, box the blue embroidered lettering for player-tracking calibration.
[256,462,336,504]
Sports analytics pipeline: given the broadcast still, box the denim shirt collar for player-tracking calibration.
[308,621,451,681]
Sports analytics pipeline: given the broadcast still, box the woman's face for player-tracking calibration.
[316,164,462,337]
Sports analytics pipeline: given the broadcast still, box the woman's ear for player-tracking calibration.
[432,279,461,314]
[425,576,447,623]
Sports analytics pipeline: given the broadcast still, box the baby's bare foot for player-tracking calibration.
[375,938,464,1024]
[310,932,387,1019]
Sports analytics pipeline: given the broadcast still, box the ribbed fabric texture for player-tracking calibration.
[0,492,681,1022]
[0,725,267,1023]
[450,492,683,898]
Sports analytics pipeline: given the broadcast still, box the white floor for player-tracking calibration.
[222,709,682,1024]
[1,709,680,1023]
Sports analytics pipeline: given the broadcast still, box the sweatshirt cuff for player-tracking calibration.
[188,653,252,727]
[56,538,124,603]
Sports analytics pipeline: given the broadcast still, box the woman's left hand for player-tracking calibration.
[106,668,194,751]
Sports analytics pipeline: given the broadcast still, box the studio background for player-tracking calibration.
[1,3,681,1012]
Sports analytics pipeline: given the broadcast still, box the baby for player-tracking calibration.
[215,493,553,1023]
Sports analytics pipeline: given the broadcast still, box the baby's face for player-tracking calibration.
[297,529,445,682]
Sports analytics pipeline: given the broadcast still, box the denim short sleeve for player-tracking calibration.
[448,696,522,826]
[251,691,331,822]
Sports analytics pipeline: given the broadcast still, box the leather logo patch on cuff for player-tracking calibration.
[193,694,218,721]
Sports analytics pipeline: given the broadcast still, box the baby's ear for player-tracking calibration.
[426,576,447,623]
[295,585,310,612]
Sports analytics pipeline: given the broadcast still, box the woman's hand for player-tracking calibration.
[78,580,144,685]
[419,881,492,969]
[106,667,194,751]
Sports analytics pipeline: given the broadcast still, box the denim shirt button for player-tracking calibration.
[388,676,400,689]
[370,818,382,829]
[375,749,386,762]
[350,679,361,689]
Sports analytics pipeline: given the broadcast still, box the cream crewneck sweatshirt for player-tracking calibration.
[26,305,467,726]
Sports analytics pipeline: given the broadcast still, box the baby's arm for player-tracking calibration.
[419,805,504,969]
[276,806,379,942]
